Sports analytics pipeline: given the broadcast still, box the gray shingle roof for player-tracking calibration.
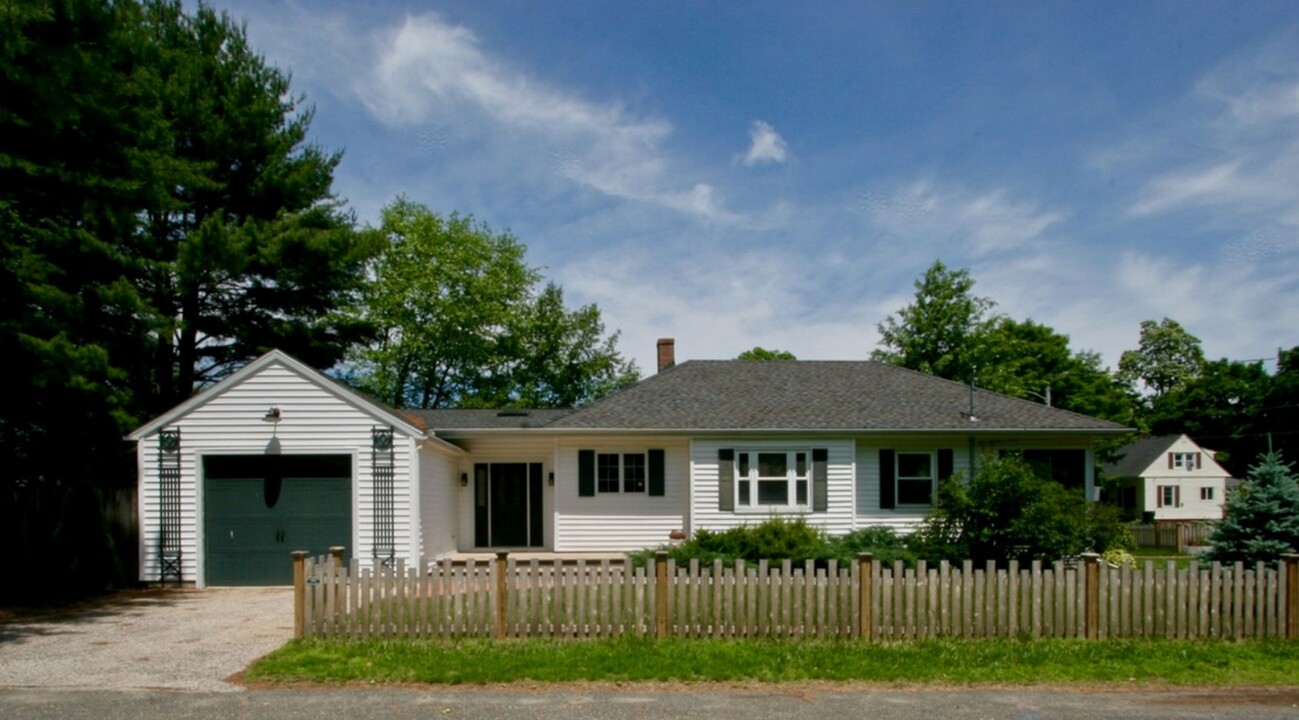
[540,360,1129,432]
[1101,435,1181,477]
[401,408,574,430]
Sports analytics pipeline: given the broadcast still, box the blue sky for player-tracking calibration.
[213,1,1299,374]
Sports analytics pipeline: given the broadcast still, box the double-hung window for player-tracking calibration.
[736,450,809,509]
[896,451,936,506]
[1171,452,1198,470]
[596,452,647,493]
[1200,486,1214,501]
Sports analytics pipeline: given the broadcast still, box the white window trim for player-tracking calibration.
[1200,486,1214,501]
[1171,452,1197,470]
[596,452,649,494]
[896,450,937,508]
[734,449,811,513]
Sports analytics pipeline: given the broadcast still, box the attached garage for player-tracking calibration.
[131,350,433,588]
[203,455,352,585]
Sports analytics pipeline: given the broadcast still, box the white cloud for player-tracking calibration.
[859,180,1065,258]
[740,120,789,166]
[356,13,740,222]
[1126,39,1299,225]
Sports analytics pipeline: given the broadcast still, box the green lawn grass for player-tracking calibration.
[245,636,1299,686]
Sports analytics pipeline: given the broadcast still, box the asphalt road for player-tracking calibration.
[2,686,1299,720]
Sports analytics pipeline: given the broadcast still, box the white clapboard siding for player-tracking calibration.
[689,439,856,537]
[419,447,460,557]
[553,437,690,551]
[136,360,417,585]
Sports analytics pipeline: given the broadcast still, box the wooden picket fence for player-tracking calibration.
[1129,523,1215,550]
[292,550,1299,642]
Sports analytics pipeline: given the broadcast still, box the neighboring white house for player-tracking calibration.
[129,341,1130,586]
[1101,434,1233,524]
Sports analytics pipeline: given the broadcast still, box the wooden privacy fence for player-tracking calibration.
[1129,523,1215,550]
[293,550,1299,642]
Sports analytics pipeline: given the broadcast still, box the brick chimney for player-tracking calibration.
[657,338,675,373]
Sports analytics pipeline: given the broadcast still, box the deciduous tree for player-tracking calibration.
[872,260,995,383]
[349,198,636,409]
[736,347,797,360]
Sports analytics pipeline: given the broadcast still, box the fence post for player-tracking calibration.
[329,546,345,616]
[1081,552,1100,640]
[655,551,668,638]
[292,550,308,640]
[495,551,509,639]
[1283,553,1299,641]
[857,553,873,641]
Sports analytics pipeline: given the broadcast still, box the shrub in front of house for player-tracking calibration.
[627,518,918,569]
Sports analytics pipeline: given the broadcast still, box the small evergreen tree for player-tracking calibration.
[1207,451,1299,565]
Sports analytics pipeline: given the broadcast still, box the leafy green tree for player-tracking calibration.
[914,456,1132,565]
[1118,318,1205,400]
[1146,358,1271,476]
[350,198,636,409]
[487,283,640,407]
[736,346,797,360]
[1207,451,1299,565]
[977,318,1131,423]
[872,260,995,382]
[351,199,537,408]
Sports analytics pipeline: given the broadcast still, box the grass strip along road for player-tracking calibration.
[246,637,1299,686]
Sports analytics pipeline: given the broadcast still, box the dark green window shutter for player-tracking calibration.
[879,449,895,509]
[812,448,829,512]
[937,449,954,482]
[718,448,735,511]
[578,450,595,497]
[648,449,666,497]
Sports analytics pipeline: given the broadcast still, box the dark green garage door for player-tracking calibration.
[204,455,351,586]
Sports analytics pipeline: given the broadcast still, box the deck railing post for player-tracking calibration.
[292,550,309,639]
[495,551,509,639]
[655,551,669,638]
[1081,552,1100,640]
[1283,553,1299,641]
[857,552,874,641]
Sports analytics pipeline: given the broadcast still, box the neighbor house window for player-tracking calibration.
[1200,486,1214,501]
[1170,452,1198,470]
[896,452,936,506]
[1160,485,1177,507]
[597,453,647,493]
[736,450,809,509]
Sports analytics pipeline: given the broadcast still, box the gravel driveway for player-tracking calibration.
[0,588,292,693]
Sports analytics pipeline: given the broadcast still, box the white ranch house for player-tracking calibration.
[130,341,1129,586]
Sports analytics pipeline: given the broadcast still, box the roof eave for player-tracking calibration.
[433,425,1132,438]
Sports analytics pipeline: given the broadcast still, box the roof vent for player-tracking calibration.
[496,409,530,417]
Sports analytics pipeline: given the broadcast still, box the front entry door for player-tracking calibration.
[474,462,543,548]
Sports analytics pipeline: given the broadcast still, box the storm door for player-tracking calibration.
[473,462,543,548]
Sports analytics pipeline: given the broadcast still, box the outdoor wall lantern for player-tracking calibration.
[460,472,469,487]
[548,472,555,486]
[262,406,281,423]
